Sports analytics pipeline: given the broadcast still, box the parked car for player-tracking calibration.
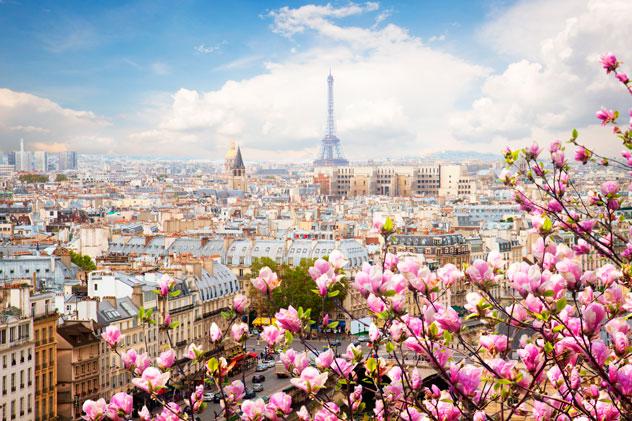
[203,392,214,402]
[255,363,267,372]
[244,388,256,399]
[352,339,361,346]
[252,374,266,383]
[253,383,264,392]
[213,392,225,403]
[358,335,370,343]
[265,360,276,369]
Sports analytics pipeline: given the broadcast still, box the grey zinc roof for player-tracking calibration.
[196,263,240,302]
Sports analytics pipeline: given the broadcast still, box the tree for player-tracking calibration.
[55,174,69,182]
[18,173,48,183]
[70,250,97,271]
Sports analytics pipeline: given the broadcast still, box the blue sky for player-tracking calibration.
[0,0,495,114]
[0,0,630,160]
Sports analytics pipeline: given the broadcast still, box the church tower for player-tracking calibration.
[225,141,247,192]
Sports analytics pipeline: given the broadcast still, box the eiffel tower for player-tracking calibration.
[313,71,349,167]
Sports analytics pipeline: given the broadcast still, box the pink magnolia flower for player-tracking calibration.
[327,249,347,269]
[526,141,543,159]
[266,392,292,418]
[157,274,175,297]
[297,406,310,421]
[101,325,121,348]
[466,260,494,286]
[163,313,172,328]
[132,366,170,394]
[600,54,618,73]
[368,322,381,342]
[437,263,463,288]
[241,398,266,421]
[157,349,176,370]
[225,380,245,402]
[134,353,152,376]
[596,108,616,125]
[189,385,204,413]
[367,293,386,313]
[210,322,222,342]
[82,398,107,421]
[479,334,509,355]
[464,292,486,316]
[261,325,284,347]
[330,357,355,379]
[155,402,181,421]
[291,366,329,394]
[233,294,250,313]
[488,358,516,380]
[280,349,309,375]
[384,252,399,270]
[275,306,302,333]
[372,214,386,232]
[251,266,280,294]
[411,368,422,389]
[450,365,481,396]
[518,344,544,374]
[314,273,333,297]
[315,349,335,369]
[618,73,631,84]
[231,322,249,342]
[601,180,620,196]
[106,392,133,421]
[309,258,333,280]
[574,146,592,164]
[186,343,203,360]
[533,400,553,421]
[435,306,461,333]
[121,348,137,370]
[582,302,606,336]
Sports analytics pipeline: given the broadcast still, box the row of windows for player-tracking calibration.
[2,349,32,368]
[1,394,32,420]
[1,368,32,395]
[0,323,30,344]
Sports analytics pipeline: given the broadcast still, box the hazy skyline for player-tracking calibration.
[1,0,631,161]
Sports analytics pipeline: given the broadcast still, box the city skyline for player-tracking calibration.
[1,0,631,162]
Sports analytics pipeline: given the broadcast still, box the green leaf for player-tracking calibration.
[169,290,181,298]
[385,341,395,353]
[311,289,321,295]
[366,357,377,373]
[496,379,513,385]
[170,321,181,329]
[556,297,567,313]
[543,342,553,354]
[572,128,578,139]
[327,321,339,329]
[328,290,340,298]
[383,217,394,233]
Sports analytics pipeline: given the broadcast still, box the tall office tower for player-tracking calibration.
[33,151,48,172]
[58,151,78,170]
[314,71,349,167]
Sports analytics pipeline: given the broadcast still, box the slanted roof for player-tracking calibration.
[232,146,245,170]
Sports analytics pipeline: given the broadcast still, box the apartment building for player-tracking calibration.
[56,322,100,421]
[313,164,473,198]
[32,293,58,421]
[0,286,35,421]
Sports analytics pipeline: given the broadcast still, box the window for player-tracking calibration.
[94,283,98,291]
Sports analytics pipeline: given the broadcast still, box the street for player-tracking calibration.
[199,335,356,420]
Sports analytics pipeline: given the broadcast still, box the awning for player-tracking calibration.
[230,352,258,364]
[253,317,276,326]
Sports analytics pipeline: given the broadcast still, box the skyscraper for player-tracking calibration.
[314,71,349,167]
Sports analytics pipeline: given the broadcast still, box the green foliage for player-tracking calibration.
[19,173,49,183]
[55,174,69,182]
[249,257,348,320]
[69,250,97,271]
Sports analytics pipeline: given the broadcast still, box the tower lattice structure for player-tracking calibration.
[314,72,349,167]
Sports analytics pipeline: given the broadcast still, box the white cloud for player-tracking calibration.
[455,0,632,148]
[132,2,487,160]
[194,41,226,55]
[0,88,114,153]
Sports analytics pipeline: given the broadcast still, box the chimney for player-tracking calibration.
[131,285,143,308]
[102,296,117,307]
[202,258,214,276]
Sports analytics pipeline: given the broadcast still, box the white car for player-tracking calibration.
[253,383,264,392]
[203,392,214,402]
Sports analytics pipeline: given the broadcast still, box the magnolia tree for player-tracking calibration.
[83,55,632,421]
